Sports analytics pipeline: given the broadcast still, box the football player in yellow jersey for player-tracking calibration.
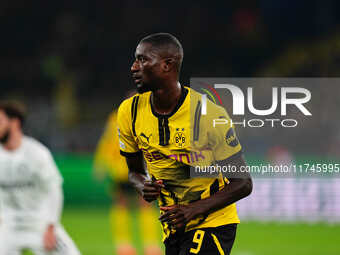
[117,33,252,255]
[93,108,162,255]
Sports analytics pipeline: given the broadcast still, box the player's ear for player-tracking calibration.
[162,58,175,72]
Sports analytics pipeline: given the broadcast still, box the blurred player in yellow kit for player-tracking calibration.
[93,107,162,255]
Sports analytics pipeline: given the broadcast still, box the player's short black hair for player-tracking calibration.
[140,33,184,72]
[0,101,27,126]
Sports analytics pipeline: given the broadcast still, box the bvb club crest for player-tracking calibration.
[174,128,186,148]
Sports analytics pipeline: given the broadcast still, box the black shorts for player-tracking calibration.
[164,224,237,255]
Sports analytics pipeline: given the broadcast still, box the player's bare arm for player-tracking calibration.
[126,153,165,202]
[43,224,57,251]
[159,154,252,229]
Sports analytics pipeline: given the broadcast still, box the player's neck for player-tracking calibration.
[152,81,182,115]
[4,130,23,151]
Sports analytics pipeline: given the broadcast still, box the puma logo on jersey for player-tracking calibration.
[140,133,152,143]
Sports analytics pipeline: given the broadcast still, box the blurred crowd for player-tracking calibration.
[1,0,340,156]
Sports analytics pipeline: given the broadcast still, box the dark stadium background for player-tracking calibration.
[1,1,340,254]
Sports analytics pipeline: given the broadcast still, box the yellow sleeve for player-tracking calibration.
[208,104,242,161]
[93,111,118,175]
[93,110,130,181]
[117,97,140,156]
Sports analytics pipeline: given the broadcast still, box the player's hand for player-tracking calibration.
[43,224,57,251]
[141,179,164,202]
[159,204,202,230]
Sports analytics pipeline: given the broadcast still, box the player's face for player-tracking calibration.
[131,42,164,93]
[0,110,11,144]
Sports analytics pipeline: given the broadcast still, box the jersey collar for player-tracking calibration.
[150,85,189,119]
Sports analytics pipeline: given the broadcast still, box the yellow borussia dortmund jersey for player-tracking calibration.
[117,87,242,240]
[93,110,129,182]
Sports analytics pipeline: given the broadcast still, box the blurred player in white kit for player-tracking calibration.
[0,101,81,255]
